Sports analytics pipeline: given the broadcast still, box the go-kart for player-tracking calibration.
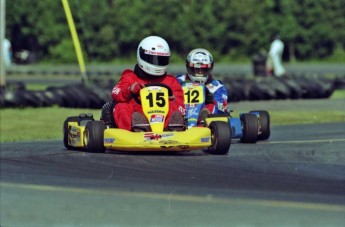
[182,82,270,144]
[63,83,231,154]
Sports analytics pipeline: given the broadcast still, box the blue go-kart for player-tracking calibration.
[182,82,270,144]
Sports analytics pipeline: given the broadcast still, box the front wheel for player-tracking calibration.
[63,116,80,150]
[84,121,106,153]
[63,114,94,150]
[206,121,231,155]
[250,110,270,140]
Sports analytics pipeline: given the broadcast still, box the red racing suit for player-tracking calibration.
[112,68,186,131]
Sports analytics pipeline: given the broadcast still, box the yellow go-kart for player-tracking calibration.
[63,83,231,155]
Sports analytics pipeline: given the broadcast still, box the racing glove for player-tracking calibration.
[130,82,145,96]
[205,89,214,104]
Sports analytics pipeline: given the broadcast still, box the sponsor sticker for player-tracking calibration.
[147,86,162,91]
[148,110,165,114]
[71,127,78,133]
[201,137,210,143]
[144,133,162,141]
[159,140,178,144]
[144,50,170,56]
[217,103,224,111]
[187,108,199,117]
[179,106,186,115]
[112,87,120,95]
[150,114,164,123]
[104,138,115,143]
[144,132,174,141]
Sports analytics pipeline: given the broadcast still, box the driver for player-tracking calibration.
[111,36,185,131]
[177,48,228,123]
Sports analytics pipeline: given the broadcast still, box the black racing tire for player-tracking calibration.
[84,121,106,153]
[42,89,64,106]
[250,110,270,140]
[279,76,303,99]
[249,80,276,101]
[265,77,291,99]
[62,85,91,108]
[240,113,258,143]
[63,114,95,150]
[223,79,247,102]
[63,116,80,150]
[4,90,39,107]
[32,90,53,107]
[206,121,231,155]
[19,90,42,107]
[47,86,77,107]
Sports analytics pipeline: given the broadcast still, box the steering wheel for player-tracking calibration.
[144,82,173,96]
[133,82,173,105]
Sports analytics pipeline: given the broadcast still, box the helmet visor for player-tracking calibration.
[139,48,170,66]
[191,68,210,76]
[188,63,212,77]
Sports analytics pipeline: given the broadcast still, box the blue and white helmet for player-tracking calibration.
[186,48,214,83]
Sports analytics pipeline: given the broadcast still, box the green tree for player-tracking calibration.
[5,0,345,63]
[7,0,70,62]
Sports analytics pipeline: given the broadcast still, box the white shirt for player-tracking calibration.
[3,38,12,66]
[269,39,284,57]
[268,38,285,76]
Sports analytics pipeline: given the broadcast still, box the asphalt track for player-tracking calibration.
[1,123,345,227]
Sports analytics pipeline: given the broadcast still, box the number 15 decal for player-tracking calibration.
[146,92,166,107]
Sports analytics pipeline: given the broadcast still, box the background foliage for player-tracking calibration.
[5,0,345,63]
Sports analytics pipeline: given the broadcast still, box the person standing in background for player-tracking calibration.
[266,34,286,77]
[2,38,12,67]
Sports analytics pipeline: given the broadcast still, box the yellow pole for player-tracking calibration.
[61,0,89,86]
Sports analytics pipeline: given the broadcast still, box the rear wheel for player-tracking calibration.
[250,110,270,140]
[240,113,258,143]
[207,121,231,155]
[84,121,106,153]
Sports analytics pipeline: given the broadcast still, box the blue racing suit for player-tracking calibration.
[177,74,228,114]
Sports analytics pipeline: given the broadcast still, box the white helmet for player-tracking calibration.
[137,36,171,76]
[186,48,214,83]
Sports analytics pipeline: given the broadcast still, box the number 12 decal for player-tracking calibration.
[185,90,200,104]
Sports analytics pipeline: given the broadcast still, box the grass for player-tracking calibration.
[0,107,100,143]
[1,90,345,143]
[266,111,345,125]
[331,89,345,99]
